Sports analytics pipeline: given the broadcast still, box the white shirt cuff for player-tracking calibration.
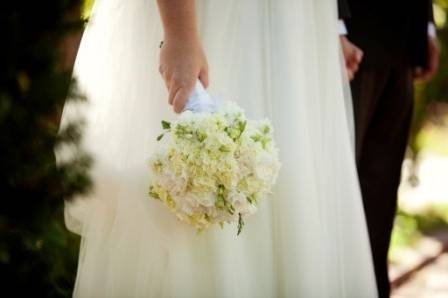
[337,20,434,38]
[338,20,348,35]
[428,22,437,38]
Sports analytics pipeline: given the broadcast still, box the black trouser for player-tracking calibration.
[350,62,414,298]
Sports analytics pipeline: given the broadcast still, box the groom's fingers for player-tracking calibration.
[348,49,362,68]
[349,61,359,73]
[346,59,358,81]
[353,47,363,64]
[415,38,440,82]
[347,69,354,81]
[340,36,363,81]
[347,47,363,80]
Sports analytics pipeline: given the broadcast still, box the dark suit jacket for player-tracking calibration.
[338,0,434,68]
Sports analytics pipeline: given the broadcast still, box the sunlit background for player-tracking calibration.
[0,0,447,296]
[389,1,448,297]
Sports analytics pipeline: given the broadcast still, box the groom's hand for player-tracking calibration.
[340,36,363,81]
[414,37,440,82]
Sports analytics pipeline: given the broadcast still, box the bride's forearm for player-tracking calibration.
[156,0,208,113]
[156,0,199,42]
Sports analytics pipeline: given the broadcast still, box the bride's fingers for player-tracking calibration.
[168,84,180,105]
[173,83,195,113]
[172,88,189,113]
[198,67,209,88]
[159,64,171,88]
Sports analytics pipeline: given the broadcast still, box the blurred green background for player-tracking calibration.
[390,0,448,260]
[0,0,447,297]
[0,1,90,296]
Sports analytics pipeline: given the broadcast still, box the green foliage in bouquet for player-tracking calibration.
[0,0,91,296]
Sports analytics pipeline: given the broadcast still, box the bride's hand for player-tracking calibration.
[159,37,209,113]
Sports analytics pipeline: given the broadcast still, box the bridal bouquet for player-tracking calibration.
[149,82,280,235]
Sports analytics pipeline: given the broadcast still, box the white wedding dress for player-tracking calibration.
[60,0,378,297]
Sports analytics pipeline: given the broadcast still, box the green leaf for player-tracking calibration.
[156,133,164,141]
[237,213,245,236]
[262,125,270,134]
[148,186,160,199]
[196,131,207,142]
[239,121,247,134]
[161,120,171,130]
[218,184,225,195]
[251,135,261,142]
[227,204,235,215]
[215,195,225,210]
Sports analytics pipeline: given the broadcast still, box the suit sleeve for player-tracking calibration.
[338,0,351,19]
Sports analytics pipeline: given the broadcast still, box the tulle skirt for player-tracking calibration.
[60,0,378,297]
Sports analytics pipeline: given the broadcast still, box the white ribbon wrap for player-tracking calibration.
[183,81,218,113]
